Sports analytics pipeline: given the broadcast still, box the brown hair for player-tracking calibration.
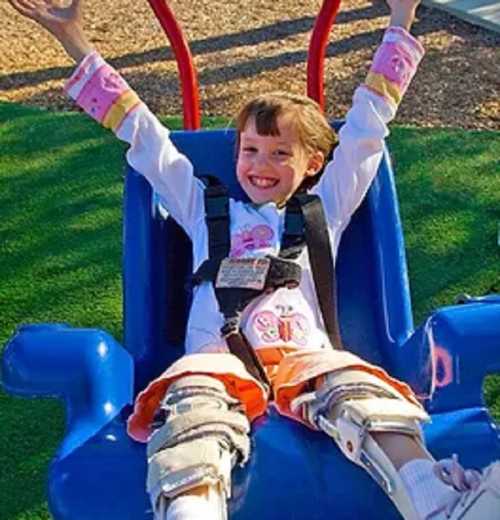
[235,92,337,190]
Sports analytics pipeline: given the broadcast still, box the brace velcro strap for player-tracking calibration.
[162,384,241,410]
[292,382,399,424]
[166,374,229,395]
[147,437,233,499]
[153,376,242,426]
[149,375,251,463]
[147,410,251,462]
[334,397,429,428]
[291,369,429,427]
[321,383,399,405]
[321,397,428,462]
[162,388,240,410]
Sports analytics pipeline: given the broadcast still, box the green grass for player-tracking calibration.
[0,101,499,519]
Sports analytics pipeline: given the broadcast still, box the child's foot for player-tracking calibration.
[400,456,500,519]
[426,457,500,519]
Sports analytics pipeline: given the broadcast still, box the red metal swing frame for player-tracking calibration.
[146,0,342,129]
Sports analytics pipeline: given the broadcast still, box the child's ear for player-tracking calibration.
[306,151,325,177]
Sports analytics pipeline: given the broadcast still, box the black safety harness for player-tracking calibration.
[192,176,343,395]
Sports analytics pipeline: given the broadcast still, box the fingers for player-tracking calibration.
[9,0,43,18]
[8,0,34,18]
[40,0,63,7]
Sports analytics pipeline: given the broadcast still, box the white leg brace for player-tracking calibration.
[291,370,431,520]
[147,375,251,520]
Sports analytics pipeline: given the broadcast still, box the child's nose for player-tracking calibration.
[254,153,270,169]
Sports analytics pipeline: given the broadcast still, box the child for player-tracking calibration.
[8,0,500,519]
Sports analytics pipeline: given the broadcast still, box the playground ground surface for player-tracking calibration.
[0,0,499,130]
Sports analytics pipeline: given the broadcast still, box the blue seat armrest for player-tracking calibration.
[1,323,134,458]
[399,301,500,414]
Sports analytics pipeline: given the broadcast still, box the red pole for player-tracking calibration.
[307,0,342,111]
[147,0,201,130]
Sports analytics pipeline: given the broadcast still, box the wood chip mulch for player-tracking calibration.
[0,0,499,129]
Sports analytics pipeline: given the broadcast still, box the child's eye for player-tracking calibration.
[242,146,257,153]
[274,149,291,157]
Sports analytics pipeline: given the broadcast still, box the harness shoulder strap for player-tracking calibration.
[201,175,230,260]
[198,176,271,392]
[282,194,344,350]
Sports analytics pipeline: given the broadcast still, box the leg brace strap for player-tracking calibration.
[147,375,250,506]
[291,369,427,427]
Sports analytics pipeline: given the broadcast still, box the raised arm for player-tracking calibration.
[313,0,423,235]
[8,0,204,236]
[8,0,93,63]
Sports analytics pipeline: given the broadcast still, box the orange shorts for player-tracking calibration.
[127,347,419,443]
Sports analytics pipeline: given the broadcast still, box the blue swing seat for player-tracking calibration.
[3,127,500,519]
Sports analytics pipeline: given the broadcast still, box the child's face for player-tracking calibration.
[236,115,324,206]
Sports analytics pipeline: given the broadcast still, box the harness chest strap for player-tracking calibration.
[192,175,344,391]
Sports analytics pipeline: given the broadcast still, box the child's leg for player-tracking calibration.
[127,353,268,520]
[273,349,500,520]
[147,374,243,520]
[372,431,430,469]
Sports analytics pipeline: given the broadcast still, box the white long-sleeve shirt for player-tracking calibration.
[64,27,424,354]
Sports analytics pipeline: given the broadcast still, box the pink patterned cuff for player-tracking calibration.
[64,52,140,131]
[365,27,425,106]
[64,51,105,100]
[75,64,131,122]
[382,26,424,56]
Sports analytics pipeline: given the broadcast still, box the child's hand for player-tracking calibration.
[385,0,421,30]
[8,0,93,62]
[9,0,82,36]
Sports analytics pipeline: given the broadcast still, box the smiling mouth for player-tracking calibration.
[249,176,279,188]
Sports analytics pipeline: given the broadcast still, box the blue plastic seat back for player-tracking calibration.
[122,127,419,394]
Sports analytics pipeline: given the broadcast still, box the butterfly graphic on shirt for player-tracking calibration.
[252,304,309,346]
[230,224,274,258]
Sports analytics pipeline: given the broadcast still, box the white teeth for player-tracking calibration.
[250,176,278,188]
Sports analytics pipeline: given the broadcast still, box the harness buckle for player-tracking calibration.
[220,318,240,338]
[216,257,271,291]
